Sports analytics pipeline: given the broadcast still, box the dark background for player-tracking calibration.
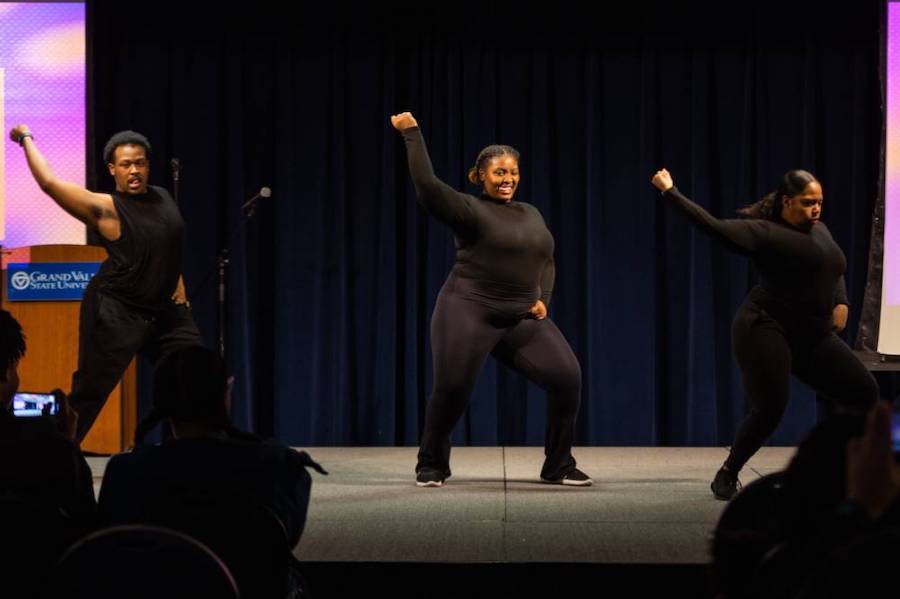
[88,1,885,447]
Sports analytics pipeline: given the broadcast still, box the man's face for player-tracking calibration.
[108,144,150,195]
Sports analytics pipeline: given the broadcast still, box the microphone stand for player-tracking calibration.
[189,190,270,359]
[170,158,181,205]
[216,248,230,359]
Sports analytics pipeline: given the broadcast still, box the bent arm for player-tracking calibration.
[20,136,114,227]
[539,257,555,308]
[401,127,477,234]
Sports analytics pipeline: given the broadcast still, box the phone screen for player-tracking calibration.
[12,393,58,417]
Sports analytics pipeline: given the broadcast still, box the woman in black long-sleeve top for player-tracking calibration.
[392,112,591,487]
[651,168,878,500]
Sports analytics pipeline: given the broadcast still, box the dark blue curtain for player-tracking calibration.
[88,2,883,447]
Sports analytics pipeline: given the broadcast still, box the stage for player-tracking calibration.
[88,446,794,596]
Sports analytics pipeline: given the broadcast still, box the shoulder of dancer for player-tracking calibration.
[148,185,174,201]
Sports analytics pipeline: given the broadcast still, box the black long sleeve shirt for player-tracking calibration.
[402,127,555,306]
[663,186,848,334]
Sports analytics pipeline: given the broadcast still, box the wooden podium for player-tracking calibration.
[1,244,137,454]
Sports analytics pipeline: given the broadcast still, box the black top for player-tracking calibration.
[93,185,185,313]
[663,186,848,334]
[98,437,318,547]
[0,413,96,529]
[402,127,556,306]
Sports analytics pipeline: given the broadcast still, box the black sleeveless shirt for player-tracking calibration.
[92,185,185,313]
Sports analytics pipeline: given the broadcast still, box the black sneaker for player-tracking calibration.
[710,466,741,500]
[416,468,446,488]
[540,468,593,487]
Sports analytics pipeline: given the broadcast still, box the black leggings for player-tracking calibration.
[724,300,879,473]
[70,285,204,441]
[417,273,582,480]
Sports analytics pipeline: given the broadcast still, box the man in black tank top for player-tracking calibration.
[9,125,203,442]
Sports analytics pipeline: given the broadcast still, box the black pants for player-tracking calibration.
[70,285,204,441]
[724,299,879,473]
[417,273,582,481]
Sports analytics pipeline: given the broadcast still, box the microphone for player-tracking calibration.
[170,158,183,205]
[241,186,272,216]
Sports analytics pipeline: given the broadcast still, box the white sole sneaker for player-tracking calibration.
[561,477,592,487]
[416,480,443,487]
[540,472,593,486]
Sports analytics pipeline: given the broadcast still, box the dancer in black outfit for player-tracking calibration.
[9,125,203,441]
[391,111,590,487]
[650,168,878,499]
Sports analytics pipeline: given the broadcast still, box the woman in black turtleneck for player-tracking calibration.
[392,112,591,488]
[651,168,878,500]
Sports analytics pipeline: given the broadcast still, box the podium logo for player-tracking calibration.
[10,271,31,291]
[6,263,100,302]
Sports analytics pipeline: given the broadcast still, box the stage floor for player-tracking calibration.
[90,446,794,565]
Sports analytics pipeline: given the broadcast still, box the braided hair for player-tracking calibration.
[467,144,521,185]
